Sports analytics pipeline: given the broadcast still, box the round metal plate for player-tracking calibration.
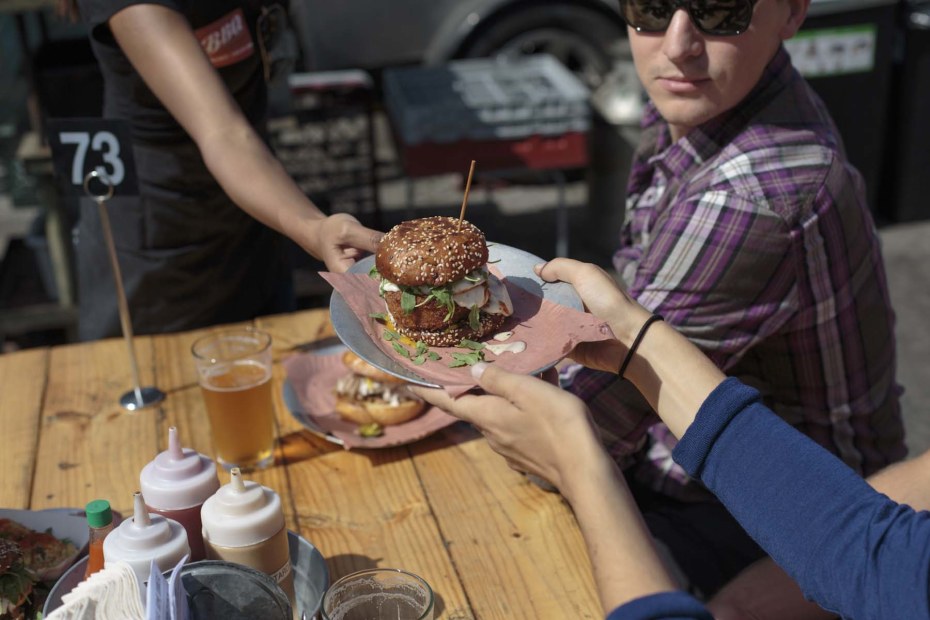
[330,242,582,387]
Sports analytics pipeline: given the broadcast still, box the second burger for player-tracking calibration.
[334,350,426,428]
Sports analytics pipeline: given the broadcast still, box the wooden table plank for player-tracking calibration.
[259,311,340,533]
[263,311,471,616]
[30,338,161,514]
[286,446,473,619]
[149,327,216,466]
[3,308,604,620]
[414,424,602,619]
[0,347,48,508]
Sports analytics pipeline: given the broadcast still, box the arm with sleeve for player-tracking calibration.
[672,378,930,619]
[605,592,713,620]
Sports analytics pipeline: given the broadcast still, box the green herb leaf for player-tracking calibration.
[383,329,401,341]
[369,312,388,321]
[401,290,416,314]
[392,341,411,358]
[411,341,439,365]
[368,265,380,279]
[448,354,470,368]
[458,338,485,351]
[449,350,485,367]
[424,286,455,321]
[468,304,481,331]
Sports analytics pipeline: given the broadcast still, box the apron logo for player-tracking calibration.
[195,9,254,68]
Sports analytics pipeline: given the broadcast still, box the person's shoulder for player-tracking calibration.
[699,121,857,224]
[714,70,849,181]
[680,56,868,225]
[721,121,841,185]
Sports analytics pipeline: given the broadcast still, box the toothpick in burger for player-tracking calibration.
[372,216,513,347]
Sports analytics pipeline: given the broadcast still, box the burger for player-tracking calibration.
[334,351,426,426]
[0,539,32,620]
[372,216,513,347]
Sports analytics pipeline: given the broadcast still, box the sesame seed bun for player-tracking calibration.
[334,351,426,426]
[334,394,425,426]
[375,216,488,287]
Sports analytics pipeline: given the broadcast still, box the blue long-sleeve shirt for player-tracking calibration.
[606,378,930,620]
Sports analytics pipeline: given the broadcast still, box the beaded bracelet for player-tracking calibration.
[617,314,664,379]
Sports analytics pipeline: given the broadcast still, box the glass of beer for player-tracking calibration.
[322,568,434,620]
[191,327,275,471]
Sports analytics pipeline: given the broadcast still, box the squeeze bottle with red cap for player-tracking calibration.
[103,491,191,585]
[140,426,219,561]
[201,468,294,601]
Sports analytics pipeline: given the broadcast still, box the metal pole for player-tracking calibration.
[83,170,165,411]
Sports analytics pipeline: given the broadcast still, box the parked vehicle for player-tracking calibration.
[287,0,628,90]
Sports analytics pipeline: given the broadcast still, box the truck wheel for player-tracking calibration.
[458,3,626,91]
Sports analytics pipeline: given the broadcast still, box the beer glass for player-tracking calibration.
[191,327,275,470]
[322,568,434,620]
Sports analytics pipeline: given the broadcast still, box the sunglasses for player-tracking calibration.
[619,0,759,36]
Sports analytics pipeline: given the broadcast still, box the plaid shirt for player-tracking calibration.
[568,48,906,500]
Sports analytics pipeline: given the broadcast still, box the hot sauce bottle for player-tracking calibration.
[84,499,115,579]
[140,426,220,561]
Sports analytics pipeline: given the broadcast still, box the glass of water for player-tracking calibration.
[321,568,434,620]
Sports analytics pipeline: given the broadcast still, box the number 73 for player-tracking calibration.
[59,130,126,186]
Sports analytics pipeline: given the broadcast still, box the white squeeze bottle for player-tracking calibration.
[103,491,191,585]
[201,468,294,604]
[140,426,220,561]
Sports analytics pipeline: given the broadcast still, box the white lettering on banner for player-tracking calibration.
[785,25,877,78]
[194,9,254,68]
[220,14,244,46]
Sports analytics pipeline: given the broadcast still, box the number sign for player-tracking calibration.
[47,118,139,197]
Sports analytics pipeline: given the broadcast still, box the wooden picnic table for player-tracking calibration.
[0,307,602,619]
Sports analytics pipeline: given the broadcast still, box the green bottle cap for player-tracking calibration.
[85,499,113,528]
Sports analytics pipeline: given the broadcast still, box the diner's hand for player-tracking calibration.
[412,363,603,492]
[536,257,725,439]
[533,259,651,372]
[412,362,680,614]
[309,213,383,273]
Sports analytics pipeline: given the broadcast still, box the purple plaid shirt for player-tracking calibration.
[568,48,906,500]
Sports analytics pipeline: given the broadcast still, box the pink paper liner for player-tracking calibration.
[321,271,613,395]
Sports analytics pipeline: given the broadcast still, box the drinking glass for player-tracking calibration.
[191,327,275,470]
[321,568,434,620]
